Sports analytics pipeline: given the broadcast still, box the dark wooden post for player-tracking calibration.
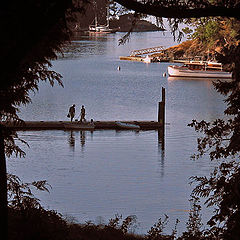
[161,87,165,127]
[158,87,165,151]
[158,87,165,128]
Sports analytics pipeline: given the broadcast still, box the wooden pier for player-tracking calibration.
[2,88,166,132]
[3,120,163,131]
[120,46,169,63]
[119,56,146,62]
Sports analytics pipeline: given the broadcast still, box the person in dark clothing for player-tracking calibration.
[80,105,86,122]
[68,104,75,122]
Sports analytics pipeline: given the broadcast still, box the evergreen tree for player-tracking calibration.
[0,1,89,239]
[1,1,240,239]
[115,1,240,239]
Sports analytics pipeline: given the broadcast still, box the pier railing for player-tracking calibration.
[130,46,166,56]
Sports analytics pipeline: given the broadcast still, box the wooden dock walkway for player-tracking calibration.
[119,56,146,62]
[119,46,168,63]
[2,120,163,131]
[1,87,167,132]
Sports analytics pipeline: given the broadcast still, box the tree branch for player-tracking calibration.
[114,0,240,19]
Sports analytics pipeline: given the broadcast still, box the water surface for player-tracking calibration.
[8,32,224,233]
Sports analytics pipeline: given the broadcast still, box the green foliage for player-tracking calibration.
[9,207,69,240]
[7,174,68,240]
[108,214,138,234]
[147,215,174,240]
[7,174,50,212]
[190,161,240,240]
[187,43,240,240]
[185,197,203,236]
[191,19,220,45]
[109,0,129,18]
[182,27,193,39]
[178,196,205,240]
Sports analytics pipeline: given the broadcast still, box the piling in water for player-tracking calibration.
[158,87,165,130]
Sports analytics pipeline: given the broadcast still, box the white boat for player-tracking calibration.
[143,55,152,63]
[115,121,140,130]
[168,61,232,79]
[89,5,118,34]
[89,22,118,34]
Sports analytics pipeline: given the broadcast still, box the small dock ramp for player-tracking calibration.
[130,46,165,56]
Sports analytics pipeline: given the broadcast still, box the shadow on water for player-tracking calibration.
[158,129,165,177]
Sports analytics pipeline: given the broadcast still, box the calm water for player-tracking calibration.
[8,32,225,234]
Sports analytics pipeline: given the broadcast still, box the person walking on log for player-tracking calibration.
[80,105,86,122]
[68,104,75,122]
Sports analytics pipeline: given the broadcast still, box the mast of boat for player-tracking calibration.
[95,15,98,29]
[93,0,98,31]
[106,5,110,27]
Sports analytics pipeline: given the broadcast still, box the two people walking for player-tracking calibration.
[68,104,86,122]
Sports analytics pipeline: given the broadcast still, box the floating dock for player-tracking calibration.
[1,88,166,132]
[2,120,163,131]
[119,56,147,62]
[120,46,170,63]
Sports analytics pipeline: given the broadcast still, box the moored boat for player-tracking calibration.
[168,61,232,79]
[88,5,118,34]
[89,23,118,34]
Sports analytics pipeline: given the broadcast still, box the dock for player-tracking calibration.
[120,46,170,63]
[129,46,166,57]
[2,120,163,131]
[119,56,147,62]
[2,87,166,132]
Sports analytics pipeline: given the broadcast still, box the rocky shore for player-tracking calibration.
[152,39,223,61]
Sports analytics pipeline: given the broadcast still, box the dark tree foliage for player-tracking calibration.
[0,0,88,121]
[114,0,240,19]
[114,1,240,240]
[0,0,240,239]
[190,161,240,240]
[0,1,89,239]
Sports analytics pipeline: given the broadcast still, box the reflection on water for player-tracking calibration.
[68,131,75,150]
[67,129,165,157]
[158,130,165,178]
[168,76,232,82]
[60,40,108,59]
[80,131,86,150]
[67,130,87,151]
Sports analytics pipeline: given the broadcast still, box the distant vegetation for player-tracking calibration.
[165,18,240,60]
